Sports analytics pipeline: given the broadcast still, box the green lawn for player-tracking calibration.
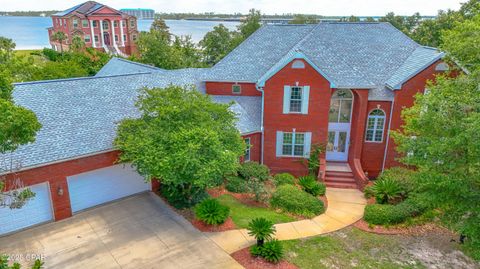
[282,227,426,269]
[14,49,46,65]
[217,194,295,228]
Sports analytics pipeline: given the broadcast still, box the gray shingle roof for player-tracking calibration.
[5,66,260,170]
[206,22,442,91]
[95,58,165,77]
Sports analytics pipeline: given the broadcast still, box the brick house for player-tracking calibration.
[1,22,450,235]
[48,1,138,56]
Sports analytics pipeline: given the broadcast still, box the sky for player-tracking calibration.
[0,0,464,16]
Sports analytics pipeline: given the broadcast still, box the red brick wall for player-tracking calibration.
[360,101,392,178]
[3,151,131,221]
[205,82,261,96]
[242,132,262,162]
[262,59,331,176]
[384,60,447,169]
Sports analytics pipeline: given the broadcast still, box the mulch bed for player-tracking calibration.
[354,219,454,236]
[191,217,237,232]
[231,247,299,269]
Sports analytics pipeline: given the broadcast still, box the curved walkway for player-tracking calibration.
[205,187,367,254]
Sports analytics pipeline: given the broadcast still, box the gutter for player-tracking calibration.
[255,84,265,164]
[382,98,395,172]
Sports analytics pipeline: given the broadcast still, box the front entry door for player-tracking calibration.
[326,129,350,161]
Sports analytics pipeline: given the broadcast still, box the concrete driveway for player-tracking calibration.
[0,193,243,269]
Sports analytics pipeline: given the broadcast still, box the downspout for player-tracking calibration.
[382,98,395,172]
[255,84,265,164]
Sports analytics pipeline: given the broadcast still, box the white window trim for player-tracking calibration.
[283,85,310,114]
[232,84,241,94]
[244,138,251,161]
[365,109,386,143]
[276,130,312,158]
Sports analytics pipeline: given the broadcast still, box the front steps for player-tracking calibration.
[324,162,358,189]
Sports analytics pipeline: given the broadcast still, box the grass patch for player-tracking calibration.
[282,227,426,269]
[14,49,47,65]
[216,194,295,228]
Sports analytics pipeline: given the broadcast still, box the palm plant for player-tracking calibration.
[247,217,276,246]
[371,178,403,204]
[52,31,67,53]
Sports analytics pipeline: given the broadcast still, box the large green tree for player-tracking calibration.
[237,9,262,39]
[441,14,480,72]
[0,99,42,209]
[115,85,244,208]
[392,72,480,258]
[199,24,234,65]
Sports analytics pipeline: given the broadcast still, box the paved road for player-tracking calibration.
[0,193,243,269]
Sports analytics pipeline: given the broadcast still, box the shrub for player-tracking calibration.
[161,184,208,209]
[378,167,415,194]
[194,198,230,225]
[225,175,249,193]
[249,177,269,202]
[364,197,429,225]
[298,175,326,196]
[250,239,284,263]
[370,178,404,204]
[247,217,276,246]
[270,185,324,217]
[273,173,296,186]
[238,161,270,181]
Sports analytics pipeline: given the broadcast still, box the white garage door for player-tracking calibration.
[67,164,150,213]
[0,182,54,236]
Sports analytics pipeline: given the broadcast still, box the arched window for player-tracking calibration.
[365,109,385,142]
[291,60,305,69]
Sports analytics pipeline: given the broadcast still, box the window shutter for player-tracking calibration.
[283,86,291,114]
[276,131,284,156]
[301,86,310,114]
[304,132,312,157]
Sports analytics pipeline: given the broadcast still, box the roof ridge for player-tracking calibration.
[14,72,152,86]
[114,57,165,71]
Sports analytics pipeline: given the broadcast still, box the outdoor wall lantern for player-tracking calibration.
[57,186,64,196]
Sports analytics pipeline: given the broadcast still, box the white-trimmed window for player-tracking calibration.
[114,21,118,28]
[232,84,241,94]
[102,21,109,30]
[92,20,98,28]
[244,138,251,161]
[276,131,312,157]
[283,85,310,114]
[122,20,126,27]
[94,35,99,43]
[130,19,135,28]
[82,20,88,28]
[73,19,78,28]
[365,109,386,142]
[123,34,127,42]
[115,35,119,42]
[84,34,91,43]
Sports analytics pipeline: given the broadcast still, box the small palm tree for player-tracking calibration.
[247,217,276,246]
[70,35,85,52]
[52,31,67,53]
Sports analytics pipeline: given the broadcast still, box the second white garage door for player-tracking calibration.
[67,164,151,213]
[0,182,54,236]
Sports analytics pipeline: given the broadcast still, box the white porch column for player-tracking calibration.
[119,20,125,47]
[89,20,96,48]
[111,20,116,47]
[100,19,105,47]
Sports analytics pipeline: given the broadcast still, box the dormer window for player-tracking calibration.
[232,84,241,94]
[291,60,305,69]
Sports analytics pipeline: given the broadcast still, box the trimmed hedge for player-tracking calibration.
[273,173,296,186]
[270,185,324,217]
[238,161,270,181]
[225,175,249,193]
[364,197,428,225]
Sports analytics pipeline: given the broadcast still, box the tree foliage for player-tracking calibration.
[289,14,318,24]
[136,18,204,69]
[392,72,480,257]
[114,85,244,207]
[199,24,234,65]
[441,14,480,72]
[237,9,262,39]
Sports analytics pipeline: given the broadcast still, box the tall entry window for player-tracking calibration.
[365,109,386,142]
[329,89,353,123]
